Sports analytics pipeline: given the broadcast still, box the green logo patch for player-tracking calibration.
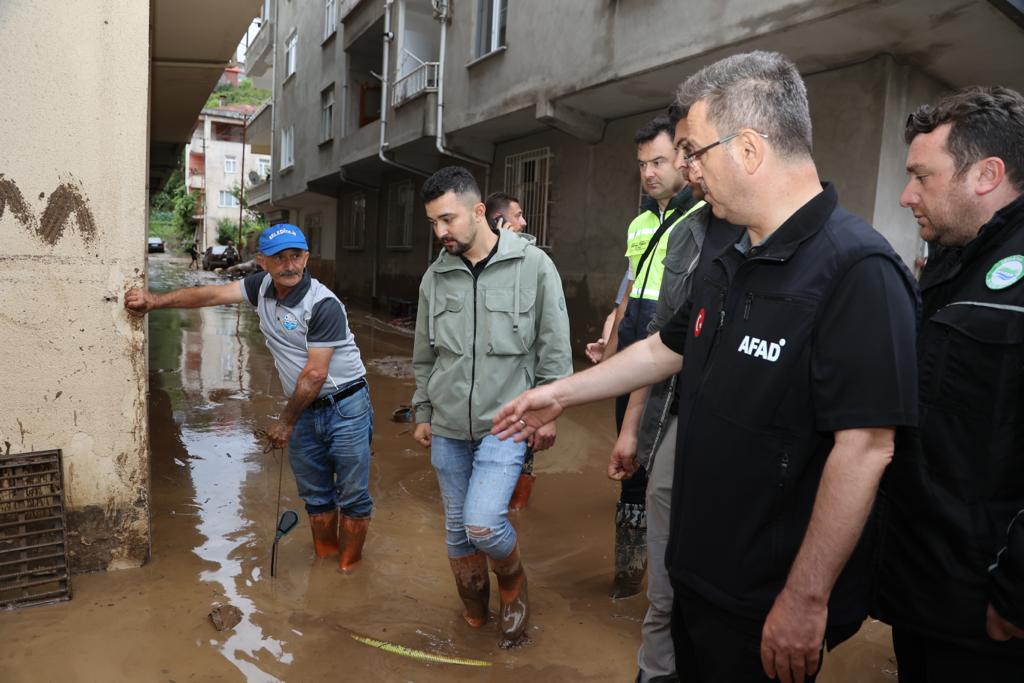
[986,255,1024,290]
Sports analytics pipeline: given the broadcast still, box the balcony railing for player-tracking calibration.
[392,62,439,108]
[188,174,204,190]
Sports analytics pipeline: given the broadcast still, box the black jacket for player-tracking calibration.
[876,193,1024,651]
[661,184,919,637]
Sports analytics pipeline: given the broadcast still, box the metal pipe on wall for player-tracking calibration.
[433,0,491,195]
[379,0,430,178]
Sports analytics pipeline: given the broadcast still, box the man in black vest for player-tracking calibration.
[493,51,919,682]
[874,86,1024,681]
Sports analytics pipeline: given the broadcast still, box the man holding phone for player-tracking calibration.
[484,191,537,509]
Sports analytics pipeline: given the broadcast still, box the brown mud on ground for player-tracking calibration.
[0,254,896,682]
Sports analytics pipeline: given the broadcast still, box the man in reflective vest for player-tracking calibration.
[602,116,704,598]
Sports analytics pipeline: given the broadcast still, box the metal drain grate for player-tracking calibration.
[0,449,72,610]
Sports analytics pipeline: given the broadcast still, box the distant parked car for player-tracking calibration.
[203,245,239,270]
[147,236,165,253]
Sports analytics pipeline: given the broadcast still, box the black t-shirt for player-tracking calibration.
[658,185,919,634]
[461,233,500,279]
[659,253,917,432]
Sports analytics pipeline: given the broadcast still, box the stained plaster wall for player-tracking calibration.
[0,1,151,571]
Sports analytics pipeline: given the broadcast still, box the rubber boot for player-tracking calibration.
[308,510,339,558]
[490,544,529,645]
[508,473,536,511]
[609,501,647,599]
[449,552,490,627]
[338,515,370,573]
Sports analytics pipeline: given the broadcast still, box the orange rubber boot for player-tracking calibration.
[508,473,536,511]
[308,510,339,558]
[338,515,370,573]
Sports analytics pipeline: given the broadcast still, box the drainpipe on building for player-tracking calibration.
[379,0,430,178]
[433,0,491,194]
[267,0,278,211]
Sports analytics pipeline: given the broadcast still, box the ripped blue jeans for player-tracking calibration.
[430,434,526,560]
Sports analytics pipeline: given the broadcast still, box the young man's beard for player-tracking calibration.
[443,238,470,256]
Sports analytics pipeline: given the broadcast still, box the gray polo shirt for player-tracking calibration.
[240,271,365,398]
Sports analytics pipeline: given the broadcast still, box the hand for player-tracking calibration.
[493,217,507,231]
[760,586,827,683]
[264,421,293,450]
[492,385,564,443]
[987,603,1024,641]
[413,422,432,448]
[607,432,638,480]
[530,422,557,452]
[124,287,155,315]
[585,338,607,364]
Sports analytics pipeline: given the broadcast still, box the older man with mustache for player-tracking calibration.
[125,224,375,572]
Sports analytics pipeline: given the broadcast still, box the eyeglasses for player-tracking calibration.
[683,131,769,166]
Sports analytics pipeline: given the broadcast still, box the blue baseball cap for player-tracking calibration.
[259,224,308,255]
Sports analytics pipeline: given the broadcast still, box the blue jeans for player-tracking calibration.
[431,434,526,560]
[287,384,374,518]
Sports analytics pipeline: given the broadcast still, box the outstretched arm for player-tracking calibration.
[493,332,681,442]
[124,282,245,314]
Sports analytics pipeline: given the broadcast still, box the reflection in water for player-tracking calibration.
[185,426,292,682]
[150,257,292,681]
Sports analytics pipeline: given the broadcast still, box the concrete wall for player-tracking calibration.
[273,0,337,200]
[0,1,151,571]
[439,0,873,132]
[871,58,951,267]
[490,110,661,349]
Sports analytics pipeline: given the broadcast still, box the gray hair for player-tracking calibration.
[675,51,813,159]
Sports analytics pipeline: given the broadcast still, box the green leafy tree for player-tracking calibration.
[205,78,271,109]
[151,166,199,244]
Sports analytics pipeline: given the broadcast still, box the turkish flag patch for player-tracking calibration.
[694,308,705,337]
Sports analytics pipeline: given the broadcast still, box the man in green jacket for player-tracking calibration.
[412,166,572,646]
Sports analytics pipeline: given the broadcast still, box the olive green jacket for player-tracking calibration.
[412,229,572,440]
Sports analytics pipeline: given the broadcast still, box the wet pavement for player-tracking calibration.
[0,254,897,682]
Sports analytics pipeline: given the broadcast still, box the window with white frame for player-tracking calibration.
[342,192,366,250]
[285,31,297,77]
[386,180,414,249]
[305,213,323,258]
[258,157,271,178]
[218,190,240,208]
[281,126,295,169]
[320,85,335,142]
[224,155,237,173]
[324,0,338,41]
[474,0,507,58]
[504,147,553,247]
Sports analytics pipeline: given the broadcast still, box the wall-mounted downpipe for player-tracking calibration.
[432,0,491,190]
[379,0,430,178]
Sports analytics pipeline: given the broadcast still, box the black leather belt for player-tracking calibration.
[310,378,366,411]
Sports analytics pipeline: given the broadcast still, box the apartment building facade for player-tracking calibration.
[185,105,272,250]
[247,0,1024,349]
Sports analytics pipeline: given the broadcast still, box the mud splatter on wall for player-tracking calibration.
[0,174,97,245]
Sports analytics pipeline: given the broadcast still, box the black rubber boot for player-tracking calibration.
[609,501,647,599]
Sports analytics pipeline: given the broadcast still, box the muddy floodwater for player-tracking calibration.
[1,255,898,682]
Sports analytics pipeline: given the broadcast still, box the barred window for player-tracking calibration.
[504,147,553,247]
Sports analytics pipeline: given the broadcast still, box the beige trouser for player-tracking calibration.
[637,416,677,681]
